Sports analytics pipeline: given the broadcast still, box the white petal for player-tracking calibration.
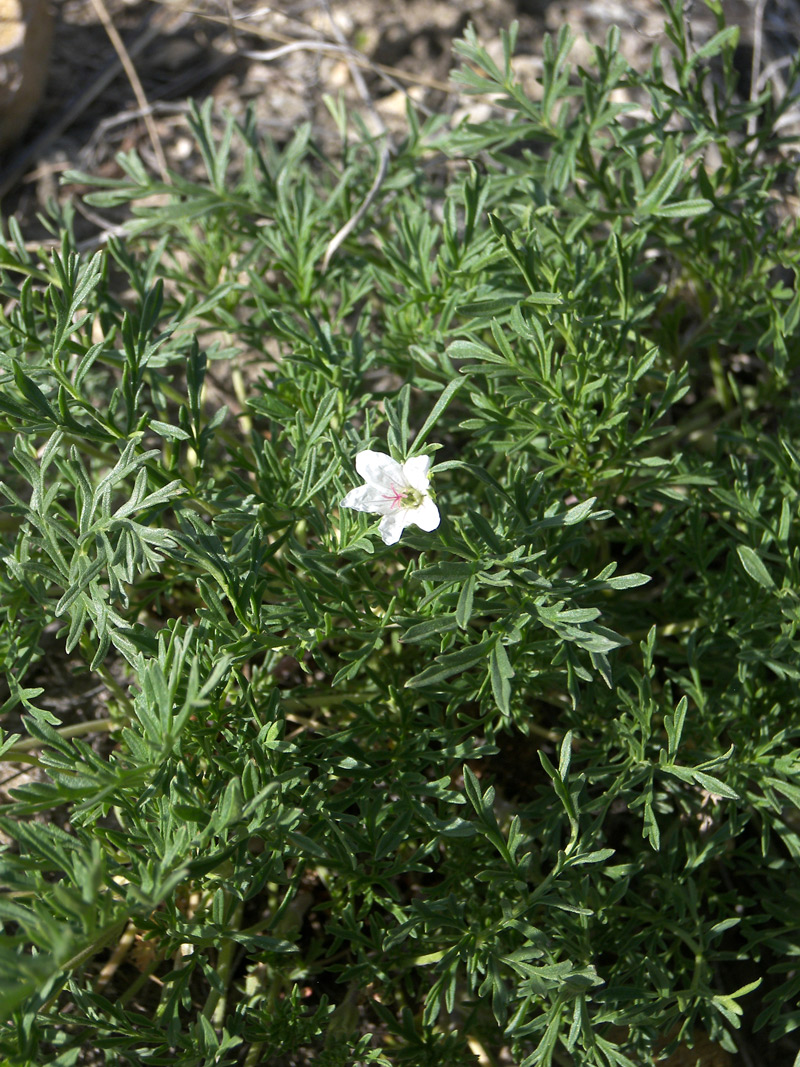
[341,484,394,514]
[355,450,406,491]
[410,496,440,532]
[378,509,411,545]
[402,455,432,492]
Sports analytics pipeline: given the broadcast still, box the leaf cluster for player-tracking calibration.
[0,3,799,1063]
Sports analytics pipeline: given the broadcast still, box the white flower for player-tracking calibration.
[340,449,440,546]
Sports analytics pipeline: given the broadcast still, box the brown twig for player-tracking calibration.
[88,0,170,183]
[223,0,241,50]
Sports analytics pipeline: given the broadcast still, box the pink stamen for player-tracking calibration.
[384,485,406,509]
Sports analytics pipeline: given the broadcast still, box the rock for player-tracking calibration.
[0,0,53,152]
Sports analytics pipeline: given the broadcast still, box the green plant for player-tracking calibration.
[0,2,799,1063]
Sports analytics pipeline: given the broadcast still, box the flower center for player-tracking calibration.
[384,485,424,510]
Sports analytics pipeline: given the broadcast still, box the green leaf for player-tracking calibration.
[489,639,514,714]
[736,544,775,589]
[665,696,688,759]
[406,636,493,689]
[13,363,57,421]
[637,156,684,214]
[151,420,191,441]
[652,198,713,218]
[412,377,464,453]
[562,497,597,525]
[456,574,476,629]
[686,24,740,65]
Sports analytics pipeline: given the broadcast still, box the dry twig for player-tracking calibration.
[88,0,170,183]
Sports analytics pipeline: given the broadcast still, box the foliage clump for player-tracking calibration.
[0,3,799,1063]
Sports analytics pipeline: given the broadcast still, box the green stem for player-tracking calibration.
[2,717,118,758]
[243,1041,266,1067]
[203,897,244,1027]
[40,920,128,1014]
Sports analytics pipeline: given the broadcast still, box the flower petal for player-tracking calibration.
[410,496,440,532]
[402,455,432,492]
[355,450,406,491]
[378,509,410,545]
[341,484,394,514]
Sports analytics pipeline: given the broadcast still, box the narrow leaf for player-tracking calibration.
[737,545,775,589]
